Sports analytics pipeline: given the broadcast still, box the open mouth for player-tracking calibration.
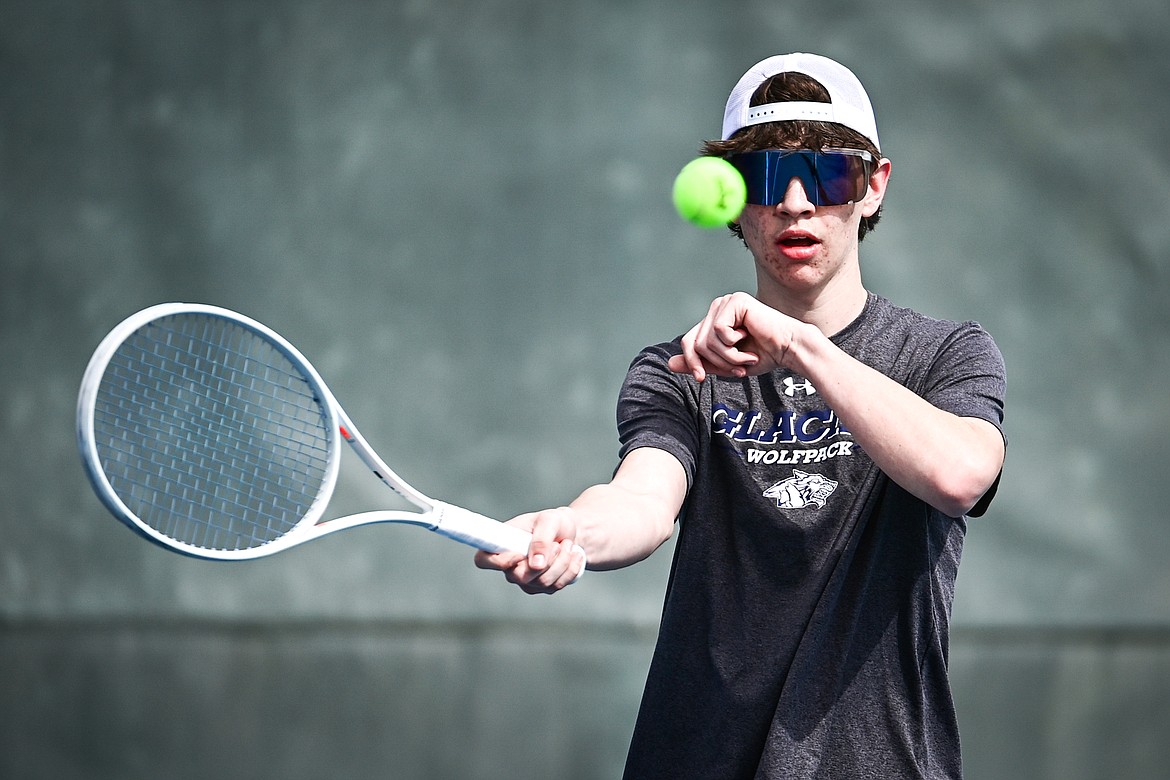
[779,232,819,248]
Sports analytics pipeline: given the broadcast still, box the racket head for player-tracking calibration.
[77,303,342,559]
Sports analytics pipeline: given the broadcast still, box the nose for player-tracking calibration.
[776,177,816,216]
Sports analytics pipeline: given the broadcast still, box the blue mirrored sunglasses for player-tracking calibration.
[727,149,876,207]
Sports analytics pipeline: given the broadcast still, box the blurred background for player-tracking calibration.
[2,1,1168,778]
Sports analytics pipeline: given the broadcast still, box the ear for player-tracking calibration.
[860,157,892,219]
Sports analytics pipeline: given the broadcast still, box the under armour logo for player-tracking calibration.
[782,377,817,397]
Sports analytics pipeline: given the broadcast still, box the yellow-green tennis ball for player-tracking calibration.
[672,157,747,228]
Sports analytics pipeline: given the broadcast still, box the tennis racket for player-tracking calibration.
[77,302,582,569]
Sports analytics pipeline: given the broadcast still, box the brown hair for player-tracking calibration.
[702,72,883,242]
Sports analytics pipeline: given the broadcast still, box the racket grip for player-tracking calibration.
[432,502,586,580]
[433,502,533,553]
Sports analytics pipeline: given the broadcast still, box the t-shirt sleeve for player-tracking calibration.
[616,342,699,490]
[922,321,1007,431]
[922,321,1008,516]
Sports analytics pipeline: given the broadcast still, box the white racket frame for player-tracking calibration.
[77,303,570,566]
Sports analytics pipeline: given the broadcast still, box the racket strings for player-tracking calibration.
[92,314,332,550]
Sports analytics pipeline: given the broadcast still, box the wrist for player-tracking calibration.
[771,318,822,374]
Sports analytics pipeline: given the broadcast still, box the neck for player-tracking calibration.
[755,267,869,337]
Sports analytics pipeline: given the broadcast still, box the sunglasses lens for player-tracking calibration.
[814,153,868,205]
[730,151,871,206]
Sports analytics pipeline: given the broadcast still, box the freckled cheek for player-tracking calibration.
[737,212,768,250]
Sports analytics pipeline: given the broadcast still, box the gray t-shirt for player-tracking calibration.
[618,293,1007,780]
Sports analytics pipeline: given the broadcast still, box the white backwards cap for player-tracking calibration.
[721,53,880,151]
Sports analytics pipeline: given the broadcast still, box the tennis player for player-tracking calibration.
[477,52,1007,779]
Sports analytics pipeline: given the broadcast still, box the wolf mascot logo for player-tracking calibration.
[763,470,839,509]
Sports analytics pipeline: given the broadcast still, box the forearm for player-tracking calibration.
[787,325,1005,517]
[570,478,679,570]
[474,447,683,593]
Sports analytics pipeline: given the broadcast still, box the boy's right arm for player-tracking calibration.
[473,447,686,594]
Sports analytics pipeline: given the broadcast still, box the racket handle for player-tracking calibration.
[433,502,532,553]
[432,502,586,579]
